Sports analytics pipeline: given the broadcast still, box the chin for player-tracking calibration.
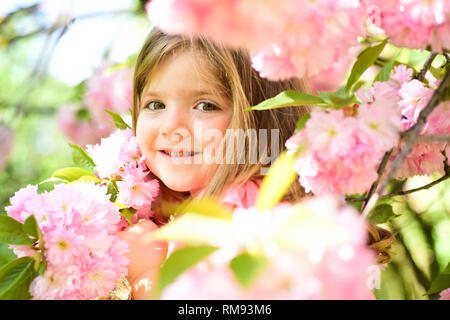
[160,176,204,193]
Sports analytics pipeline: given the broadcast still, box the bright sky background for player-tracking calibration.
[1,0,152,85]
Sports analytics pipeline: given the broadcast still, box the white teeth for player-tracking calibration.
[163,151,198,157]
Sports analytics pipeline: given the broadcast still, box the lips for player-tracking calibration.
[159,150,201,158]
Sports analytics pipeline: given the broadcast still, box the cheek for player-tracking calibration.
[199,115,231,161]
[200,115,231,143]
[136,115,158,153]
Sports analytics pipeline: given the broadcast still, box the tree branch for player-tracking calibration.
[414,52,437,82]
[361,150,392,211]
[413,134,450,143]
[347,165,450,202]
[361,63,450,218]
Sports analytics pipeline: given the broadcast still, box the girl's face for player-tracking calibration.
[136,50,233,195]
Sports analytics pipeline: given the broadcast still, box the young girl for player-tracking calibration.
[117,27,392,300]
[116,27,310,299]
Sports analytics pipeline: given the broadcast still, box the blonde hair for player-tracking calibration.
[133,27,311,202]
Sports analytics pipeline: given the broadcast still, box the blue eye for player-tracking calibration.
[145,101,165,110]
[196,101,220,111]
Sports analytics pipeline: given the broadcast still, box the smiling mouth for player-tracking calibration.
[159,150,202,157]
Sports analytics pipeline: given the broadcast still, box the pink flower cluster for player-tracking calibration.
[360,65,449,179]
[310,46,360,93]
[85,128,160,228]
[286,64,449,195]
[365,0,450,52]
[286,94,401,195]
[0,125,14,171]
[366,0,450,52]
[146,0,365,80]
[162,196,376,299]
[58,63,133,147]
[5,182,129,300]
[440,288,450,300]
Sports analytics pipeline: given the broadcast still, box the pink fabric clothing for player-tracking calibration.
[219,178,262,210]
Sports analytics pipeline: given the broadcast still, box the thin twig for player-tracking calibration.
[6,10,137,45]
[413,134,450,143]
[414,52,437,82]
[361,67,450,217]
[361,150,392,211]
[0,4,39,27]
[347,167,450,202]
[379,69,450,193]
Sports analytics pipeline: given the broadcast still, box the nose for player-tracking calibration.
[160,104,191,142]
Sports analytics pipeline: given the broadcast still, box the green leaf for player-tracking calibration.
[154,213,233,245]
[105,110,131,130]
[256,151,298,211]
[22,215,39,239]
[245,90,325,111]
[427,273,450,295]
[37,177,66,194]
[367,204,396,225]
[0,257,35,300]
[351,80,366,94]
[296,113,311,131]
[107,180,119,202]
[75,108,90,121]
[52,167,95,182]
[426,262,450,295]
[161,197,233,221]
[374,60,394,83]
[159,245,217,292]
[0,216,33,245]
[0,243,16,270]
[22,215,44,274]
[68,143,96,171]
[37,259,46,276]
[230,252,269,288]
[316,90,358,108]
[346,40,387,92]
[442,263,450,274]
[119,208,137,227]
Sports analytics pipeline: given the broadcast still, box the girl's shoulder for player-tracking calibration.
[219,177,262,210]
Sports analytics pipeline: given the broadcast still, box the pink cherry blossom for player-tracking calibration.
[5,184,39,222]
[86,129,141,178]
[390,65,413,86]
[424,101,450,135]
[441,288,450,300]
[30,266,81,300]
[162,196,376,299]
[57,104,113,147]
[7,181,129,300]
[80,257,119,298]
[366,0,450,52]
[85,63,133,123]
[286,107,398,195]
[0,125,14,172]
[310,46,359,92]
[398,80,433,131]
[358,97,402,155]
[116,163,160,210]
[147,0,365,80]
[387,141,446,179]
[44,228,86,265]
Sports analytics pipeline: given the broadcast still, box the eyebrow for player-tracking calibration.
[144,89,220,98]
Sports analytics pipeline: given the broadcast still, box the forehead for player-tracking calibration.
[144,49,226,97]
